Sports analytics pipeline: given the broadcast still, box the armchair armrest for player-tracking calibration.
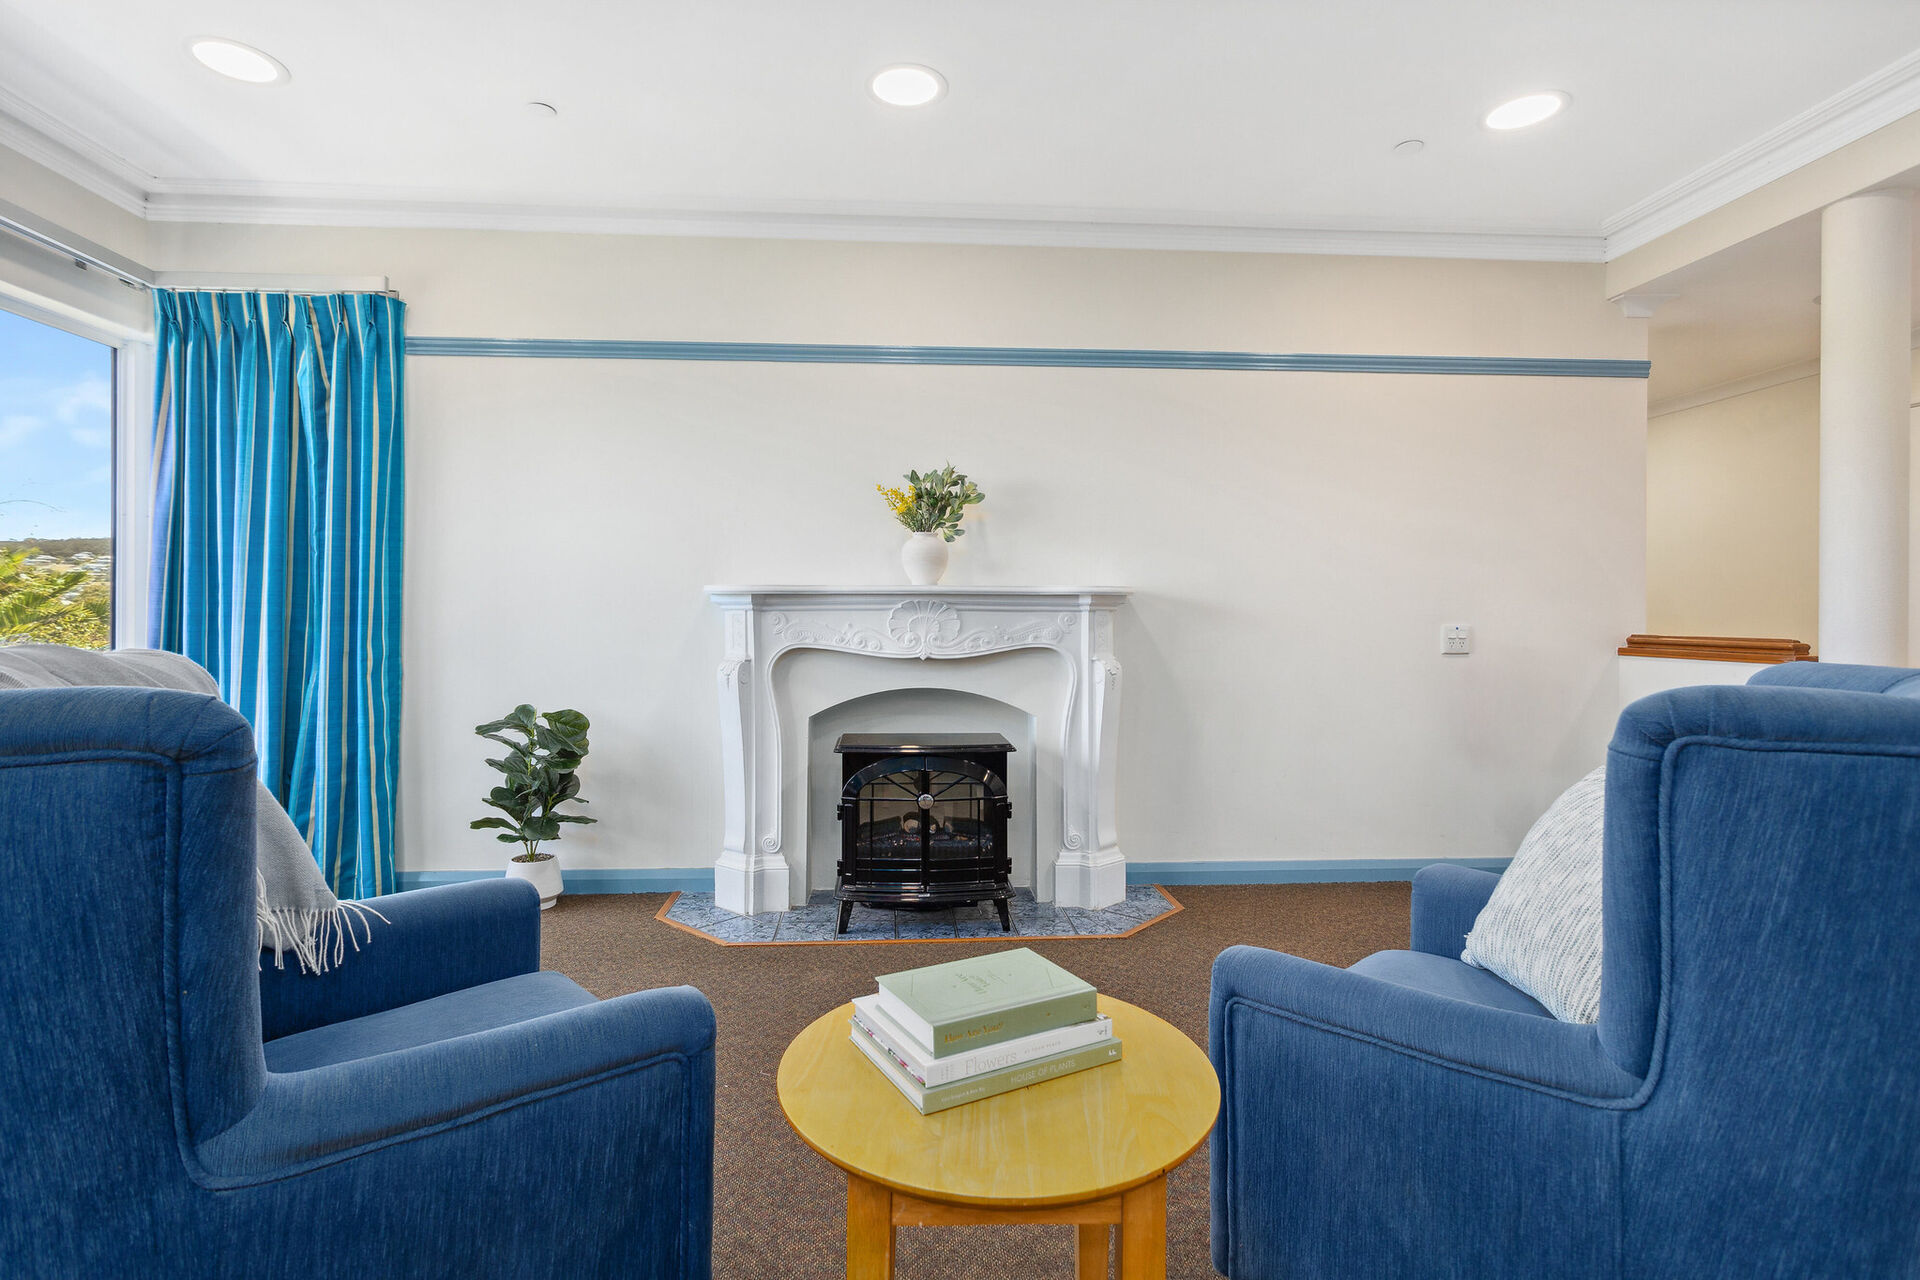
[199,984,716,1181]
[1409,863,1502,957]
[1209,945,1640,1101]
[260,878,542,1040]
[1208,947,1636,1278]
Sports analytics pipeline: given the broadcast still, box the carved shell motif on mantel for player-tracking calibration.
[885,600,963,653]
[767,599,1079,659]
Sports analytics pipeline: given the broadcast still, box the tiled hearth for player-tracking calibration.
[656,885,1179,946]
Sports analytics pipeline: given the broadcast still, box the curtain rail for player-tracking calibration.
[0,207,151,290]
[0,209,396,299]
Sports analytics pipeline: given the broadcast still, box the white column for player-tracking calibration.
[1820,190,1914,664]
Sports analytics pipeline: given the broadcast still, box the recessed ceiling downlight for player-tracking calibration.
[870,64,946,107]
[1484,91,1566,131]
[189,37,288,84]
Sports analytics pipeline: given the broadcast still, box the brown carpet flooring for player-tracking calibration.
[542,882,1409,1280]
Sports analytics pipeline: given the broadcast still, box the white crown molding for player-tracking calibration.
[137,183,1606,261]
[1648,322,1920,417]
[0,98,1605,260]
[1603,48,1920,258]
[0,86,151,218]
[1610,292,1679,319]
[1647,360,1822,418]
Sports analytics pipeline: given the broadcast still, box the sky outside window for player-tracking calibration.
[0,308,113,542]
[1,307,114,648]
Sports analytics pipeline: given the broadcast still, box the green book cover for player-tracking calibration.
[873,946,1099,1057]
[849,1023,1123,1115]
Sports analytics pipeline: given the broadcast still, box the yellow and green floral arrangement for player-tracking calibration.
[876,464,984,543]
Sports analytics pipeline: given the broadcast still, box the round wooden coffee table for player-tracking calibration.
[777,994,1219,1280]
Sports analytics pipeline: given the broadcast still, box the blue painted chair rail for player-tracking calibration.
[405,335,1651,379]
[1209,661,1920,1279]
[0,686,715,1278]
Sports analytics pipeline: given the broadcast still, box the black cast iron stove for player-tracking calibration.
[832,732,1014,935]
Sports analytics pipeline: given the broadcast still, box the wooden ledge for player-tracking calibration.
[1618,635,1815,664]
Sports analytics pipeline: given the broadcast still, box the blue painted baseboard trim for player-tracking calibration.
[395,868,716,894]
[406,336,1650,380]
[1127,857,1511,885]
[395,859,1500,895]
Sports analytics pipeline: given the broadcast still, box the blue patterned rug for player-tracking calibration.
[656,884,1180,945]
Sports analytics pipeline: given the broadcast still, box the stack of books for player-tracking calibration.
[850,946,1121,1114]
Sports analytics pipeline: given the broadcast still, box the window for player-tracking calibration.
[0,308,115,648]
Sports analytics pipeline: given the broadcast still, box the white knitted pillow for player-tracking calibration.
[1461,765,1605,1023]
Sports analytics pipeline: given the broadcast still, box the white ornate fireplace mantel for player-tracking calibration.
[706,585,1131,915]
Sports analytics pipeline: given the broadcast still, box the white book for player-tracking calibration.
[848,1022,1123,1115]
[851,993,1113,1087]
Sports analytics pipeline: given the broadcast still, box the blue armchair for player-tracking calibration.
[0,687,715,1278]
[1210,662,1920,1278]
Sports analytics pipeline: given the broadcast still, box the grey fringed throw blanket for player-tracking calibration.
[0,644,381,972]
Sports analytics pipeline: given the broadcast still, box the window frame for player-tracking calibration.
[0,292,154,648]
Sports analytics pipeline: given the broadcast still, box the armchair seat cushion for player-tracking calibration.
[1348,949,1552,1017]
[264,971,598,1072]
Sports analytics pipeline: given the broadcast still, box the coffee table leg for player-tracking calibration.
[1075,1223,1111,1279]
[846,1174,895,1280]
[1116,1175,1167,1280]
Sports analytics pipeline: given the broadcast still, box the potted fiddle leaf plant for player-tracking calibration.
[470,704,596,909]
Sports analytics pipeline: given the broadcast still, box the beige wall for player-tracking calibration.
[1647,376,1823,645]
[5,159,1651,879]
[0,148,149,340]
[139,222,1644,358]
[0,145,147,261]
[1646,351,1920,656]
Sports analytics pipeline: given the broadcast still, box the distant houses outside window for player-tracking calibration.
[0,308,114,648]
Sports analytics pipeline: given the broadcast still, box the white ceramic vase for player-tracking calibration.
[901,531,950,585]
[506,851,564,909]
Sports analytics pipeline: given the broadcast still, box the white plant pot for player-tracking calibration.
[901,531,950,585]
[506,852,564,909]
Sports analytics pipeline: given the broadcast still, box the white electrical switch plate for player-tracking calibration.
[1442,624,1473,655]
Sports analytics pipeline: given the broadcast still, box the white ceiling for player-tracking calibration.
[4,1,1920,257]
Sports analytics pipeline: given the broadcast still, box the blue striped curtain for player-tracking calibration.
[148,290,405,899]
